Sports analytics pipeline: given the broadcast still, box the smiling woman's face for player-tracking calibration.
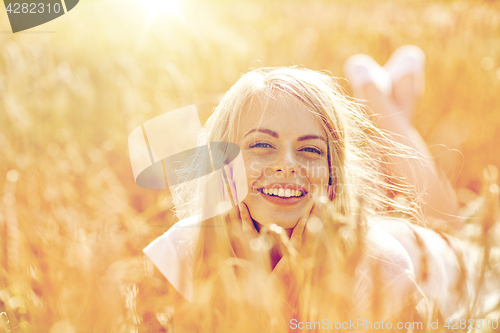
[237,92,330,229]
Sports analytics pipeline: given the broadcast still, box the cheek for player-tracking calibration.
[303,158,329,178]
[310,162,330,180]
[245,159,264,183]
[242,151,275,184]
[304,160,330,194]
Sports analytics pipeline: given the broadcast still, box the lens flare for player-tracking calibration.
[140,0,181,19]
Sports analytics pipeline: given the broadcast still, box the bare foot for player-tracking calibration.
[384,45,426,121]
[343,54,391,101]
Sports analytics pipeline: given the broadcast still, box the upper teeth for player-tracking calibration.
[262,188,303,197]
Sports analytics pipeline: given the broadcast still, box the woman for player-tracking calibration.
[143,47,493,331]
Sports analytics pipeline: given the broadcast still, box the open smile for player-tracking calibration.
[257,187,306,198]
[254,183,308,206]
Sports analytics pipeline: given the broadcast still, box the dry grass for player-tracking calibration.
[0,0,499,331]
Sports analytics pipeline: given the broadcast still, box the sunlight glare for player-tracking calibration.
[140,0,181,19]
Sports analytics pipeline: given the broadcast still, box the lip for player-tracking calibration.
[255,182,308,206]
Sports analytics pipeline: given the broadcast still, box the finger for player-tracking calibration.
[309,195,328,220]
[290,197,315,249]
[239,202,259,238]
[228,203,241,221]
[303,196,328,245]
[225,205,246,258]
[227,204,243,238]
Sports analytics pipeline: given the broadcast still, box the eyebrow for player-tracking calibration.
[244,128,327,143]
[297,135,327,143]
[244,128,278,138]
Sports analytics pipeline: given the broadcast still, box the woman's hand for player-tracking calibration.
[290,195,329,253]
[224,202,263,262]
[223,195,329,272]
[268,196,330,310]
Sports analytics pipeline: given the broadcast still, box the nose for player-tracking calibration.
[272,148,298,178]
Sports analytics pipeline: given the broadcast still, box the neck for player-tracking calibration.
[252,219,293,237]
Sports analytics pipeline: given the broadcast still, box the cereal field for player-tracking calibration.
[0,0,499,331]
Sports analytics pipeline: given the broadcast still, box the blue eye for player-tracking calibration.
[250,142,273,149]
[301,147,323,155]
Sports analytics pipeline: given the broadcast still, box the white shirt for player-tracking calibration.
[143,215,497,321]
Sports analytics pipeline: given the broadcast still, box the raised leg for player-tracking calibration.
[344,50,463,232]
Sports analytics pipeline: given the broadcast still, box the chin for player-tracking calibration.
[249,209,301,230]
